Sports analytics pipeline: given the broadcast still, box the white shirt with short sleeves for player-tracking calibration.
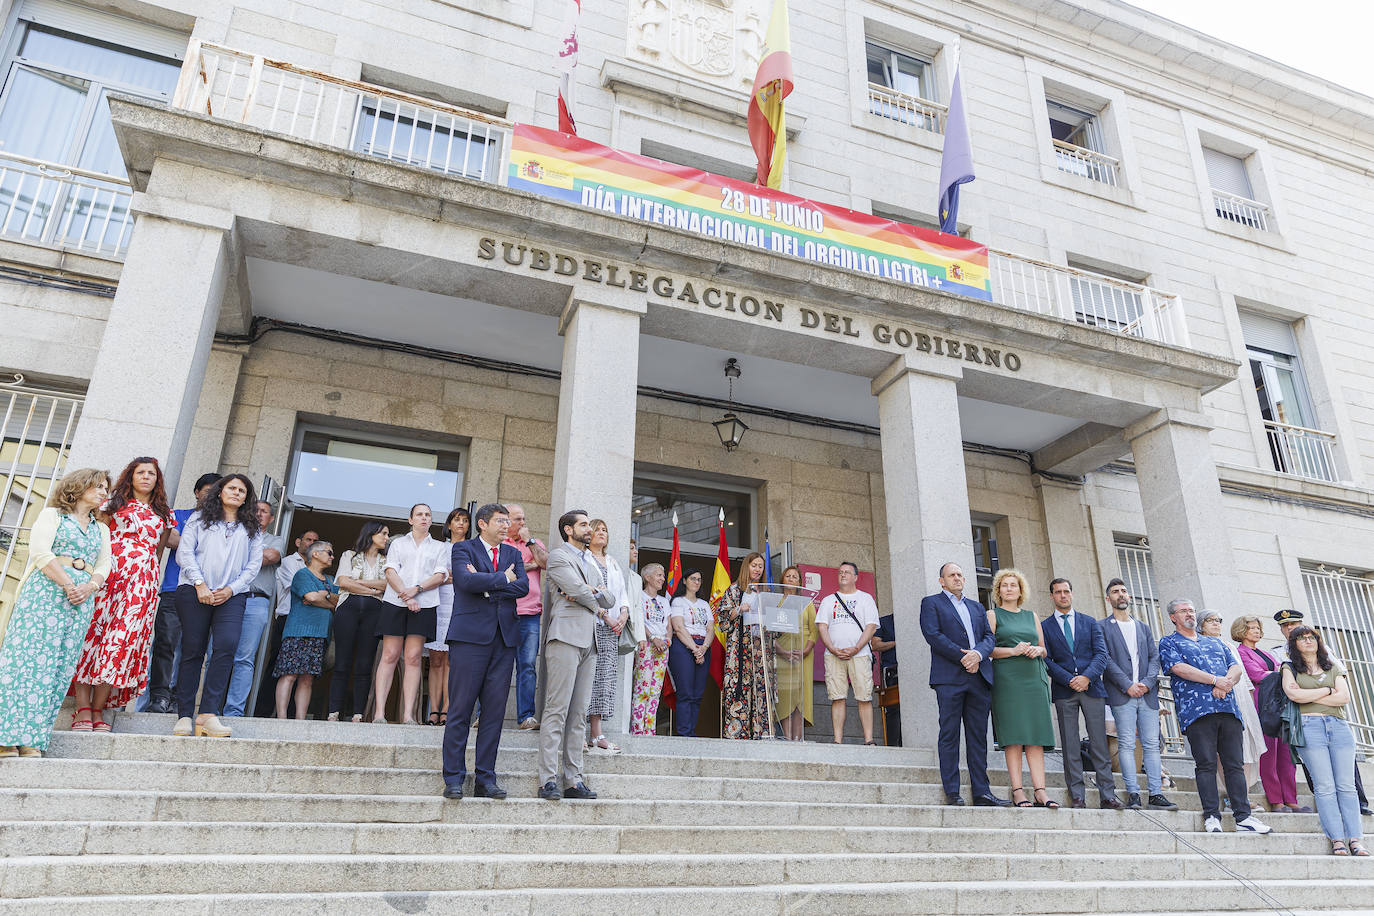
[671,596,715,638]
[642,593,671,640]
[816,589,880,657]
[382,532,448,608]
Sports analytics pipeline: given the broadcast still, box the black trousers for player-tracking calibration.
[174,585,246,719]
[1185,712,1251,820]
[443,637,516,788]
[328,595,384,717]
[933,678,992,798]
[144,590,181,706]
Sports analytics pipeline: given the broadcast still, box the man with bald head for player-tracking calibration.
[920,562,1005,806]
[503,504,547,730]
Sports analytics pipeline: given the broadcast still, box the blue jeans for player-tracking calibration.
[1111,696,1163,795]
[515,614,542,722]
[222,596,271,717]
[1298,714,1362,842]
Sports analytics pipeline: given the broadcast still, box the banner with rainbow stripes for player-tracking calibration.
[507,124,992,302]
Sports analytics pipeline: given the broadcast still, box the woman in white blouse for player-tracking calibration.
[668,569,715,737]
[585,518,636,754]
[328,521,389,722]
[630,563,671,735]
[375,503,447,724]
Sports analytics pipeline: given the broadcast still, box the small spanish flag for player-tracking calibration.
[747,0,793,188]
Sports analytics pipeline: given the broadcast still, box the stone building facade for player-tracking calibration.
[3,0,1374,743]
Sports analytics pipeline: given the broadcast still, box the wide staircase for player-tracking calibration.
[1,713,1372,914]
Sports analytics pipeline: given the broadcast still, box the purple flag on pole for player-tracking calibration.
[938,65,974,235]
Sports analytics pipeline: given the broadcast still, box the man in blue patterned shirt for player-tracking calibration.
[1159,598,1273,835]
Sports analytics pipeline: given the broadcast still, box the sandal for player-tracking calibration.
[91,711,112,733]
[351,714,364,723]
[426,712,441,726]
[1033,787,1061,809]
[589,735,622,754]
[70,707,94,732]
[1011,787,1032,808]
[438,712,447,726]
[1349,840,1369,857]
[1332,840,1351,856]
[326,712,339,722]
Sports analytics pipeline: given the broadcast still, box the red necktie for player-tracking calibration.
[491,546,499,571]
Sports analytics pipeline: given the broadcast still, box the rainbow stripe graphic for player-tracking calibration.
[508,124,992,302]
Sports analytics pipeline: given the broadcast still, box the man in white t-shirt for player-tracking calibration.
[816,561,880,745]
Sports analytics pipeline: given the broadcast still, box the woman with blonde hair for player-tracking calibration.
[717,552,770,740]
[585,519,636,753]
[986,567,1057,808]
[773,565,817,741]
[1233,614,1303,811]
[629,562,671,735]
[0,468,111,757]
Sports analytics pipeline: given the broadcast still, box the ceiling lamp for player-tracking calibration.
[712,358,749,452]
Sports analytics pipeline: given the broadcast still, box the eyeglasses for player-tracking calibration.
[1295,634,1318,642]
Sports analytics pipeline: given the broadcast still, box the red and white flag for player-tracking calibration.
[556,0,581,134]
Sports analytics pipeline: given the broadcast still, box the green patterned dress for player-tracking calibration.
[990,606,1056,748]
[0,511,104,749]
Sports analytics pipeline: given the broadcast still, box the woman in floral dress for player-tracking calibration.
[716,552,771,740]
[71,457,174,730]
[0,469,111,757]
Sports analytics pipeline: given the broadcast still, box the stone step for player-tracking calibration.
[0,819,1345,859]
[43,731,1215,796]
[2,852,1369,900]
[0,877,1369,914]
[3,756,1207,809]
[2,786,1322,833]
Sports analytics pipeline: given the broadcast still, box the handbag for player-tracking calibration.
[616,621,637,656]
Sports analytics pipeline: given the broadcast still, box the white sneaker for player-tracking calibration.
[1204,816,1222,833]
[1235,816,1273,834]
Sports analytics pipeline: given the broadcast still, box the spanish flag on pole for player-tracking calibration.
[747,0,793,188]
[708,507,731,687]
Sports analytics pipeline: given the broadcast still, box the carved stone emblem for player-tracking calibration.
[629,0,771,90]
[669,0,735,77]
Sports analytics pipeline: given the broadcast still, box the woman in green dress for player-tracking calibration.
[0,468,111,757]
[986,568,1058,809]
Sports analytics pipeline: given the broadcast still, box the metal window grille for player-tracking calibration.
[1301,563,1374,750]
[0,376,83,613]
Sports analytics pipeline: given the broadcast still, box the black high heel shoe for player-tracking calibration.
[1033,787,1060,809]
[1011,787,1032,808]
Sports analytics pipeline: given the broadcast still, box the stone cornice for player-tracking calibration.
[109,96,1240,396]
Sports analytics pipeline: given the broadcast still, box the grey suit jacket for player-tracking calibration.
[1100,615,1161,710]
[542,543,616,650]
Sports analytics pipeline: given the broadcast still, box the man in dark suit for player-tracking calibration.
[1100,577,1176,811]
[441,502,529,800]
[919,562,1005,806]
[1042,577,1122,809]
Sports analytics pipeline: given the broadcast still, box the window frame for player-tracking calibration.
[1023,61,1141,207]
[1181,112,1290,250]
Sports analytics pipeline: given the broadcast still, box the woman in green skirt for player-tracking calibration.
[987,568,1058,808]
[0,468,111,757]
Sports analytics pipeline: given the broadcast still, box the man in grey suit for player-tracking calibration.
[536,509,617,801]
[1100,577,1177,811]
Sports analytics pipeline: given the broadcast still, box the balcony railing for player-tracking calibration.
[1053,139,1119,186]
[989,250,1189,348]
[173,40,513,184]
[1212,189,1271,231]
[1265,420,1338,482]
[0,151,133,259]
[866,83,946,134]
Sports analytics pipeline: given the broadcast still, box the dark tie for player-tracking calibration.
[1062,614,1074,651]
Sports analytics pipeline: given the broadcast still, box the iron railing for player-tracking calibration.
[1053,139,1119,186]
[989,250,1190,348]
[1301,564,1374,753]
[173,40,513,184]
[1264,420,1338,482]
[0,376,83,613]
[0,151,133,258]
[866,83,946,134]
[1212,189,1271,231]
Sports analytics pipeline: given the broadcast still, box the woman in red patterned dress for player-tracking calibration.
[71,457,175,730]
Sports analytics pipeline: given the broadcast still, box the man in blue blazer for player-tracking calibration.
[919,562,1005,806]
[1041,577,1122,809]
[442,502,529,800]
